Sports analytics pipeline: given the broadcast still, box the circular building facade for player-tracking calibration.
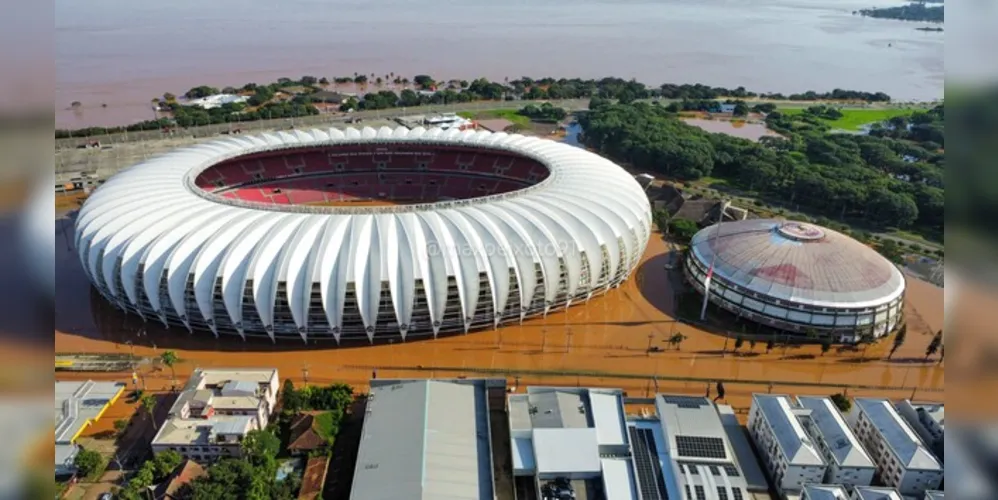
[683,219,905,342]
[75,126,651,343]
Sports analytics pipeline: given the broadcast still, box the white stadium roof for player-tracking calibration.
[74,126,650,342]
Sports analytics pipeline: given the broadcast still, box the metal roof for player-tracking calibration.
[855,398,942,471]
[853,486,904,500]
[55,380,125,444]
[690,219,905,308]
[350,379,494,500]
[75,126,650,342]
[752,395,824,466]
[802,484,849,500]
[796,396,874,469]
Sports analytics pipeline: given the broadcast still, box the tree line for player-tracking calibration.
[858,3,944,22]
[57,74,895,138]
[579,100,944,238]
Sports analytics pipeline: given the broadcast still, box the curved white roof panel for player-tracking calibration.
[76,126,651,343]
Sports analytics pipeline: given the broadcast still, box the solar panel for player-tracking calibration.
[676,436,727,459]
[628,427,668,500]
[662,395,709,409]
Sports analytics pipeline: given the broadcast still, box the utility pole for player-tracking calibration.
[647,333,654,356]
[301,362,310,387]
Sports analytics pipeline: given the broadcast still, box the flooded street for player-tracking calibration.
[56,219,945,413]
[56,0,943,128]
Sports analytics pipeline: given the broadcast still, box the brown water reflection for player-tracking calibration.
[682,118,782,142]
[58,213,945,410]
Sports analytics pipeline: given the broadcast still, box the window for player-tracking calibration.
[709,465,720,476]
[684,485,692,499]
[716,487,729,500]
[732,489,744,500]
[694,485,706,500]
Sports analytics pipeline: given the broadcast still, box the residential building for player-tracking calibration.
[286,411,328,456]
[801,484,849,500]
[633,394,766,500]
[55,381,125,477]
[796,396,876,486]
[748,395,826,494]
[851,485,904,500]
[151,368,279,463]
[510,387,642,500]
[350,378,510,500]
[151,460,206,499]
[895,401,944,461]
[847,398,943,497]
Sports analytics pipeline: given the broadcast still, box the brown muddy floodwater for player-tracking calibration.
[56,0,943,128]
[682,118,782,142]
[57,210,945,415]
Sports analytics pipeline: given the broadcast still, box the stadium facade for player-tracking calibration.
[684,219,905,342]
[75,126,651,343]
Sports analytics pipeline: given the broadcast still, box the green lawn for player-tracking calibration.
[777,107,918,131]
[458,108,531,126]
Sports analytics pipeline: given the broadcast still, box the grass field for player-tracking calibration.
[458,108,531,126]
[778,107,918,131]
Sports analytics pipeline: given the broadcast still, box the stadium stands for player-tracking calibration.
[194,145,548,206]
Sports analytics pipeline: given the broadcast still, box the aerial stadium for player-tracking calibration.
[684,219,905,342]
[74,126,651,343]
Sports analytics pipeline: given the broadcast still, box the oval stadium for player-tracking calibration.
[684,219,905,342]
[74,126,651,343]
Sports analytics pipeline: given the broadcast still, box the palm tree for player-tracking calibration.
[859,332,875,359]
[160,350,179,386]
[820,339,831,356]
[924,330,942,361]
[888,324,907,360]
[734,337,744,352]
[139,394,158,430]
[765,339,774,354]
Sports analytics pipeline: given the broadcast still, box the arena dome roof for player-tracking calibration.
[75,125,651,342]
[689,219,905,309]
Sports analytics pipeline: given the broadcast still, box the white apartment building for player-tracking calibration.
[151,368,279,463]
[796,396,876,487]
[847,398,943,497]
[748,395,826,494]
[801,484,849,500]
[895,401,944,460]
[851,485,904,500]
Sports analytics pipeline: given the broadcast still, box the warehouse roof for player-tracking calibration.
[350,379,496,500]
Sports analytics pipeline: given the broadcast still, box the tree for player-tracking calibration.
[114,418,128,436]
[925,330,942,361]
[734,337,744,352]
[152,450,183,479]
[668,218,699,244]
[732,102,749,117]
[888,324,907,360]
[73,448,105,478]
[715,382,726,400]
[749,339,757,352]
[319,77,329,85]
[242,429,281,469]
[140,393,158,430]
[413,74,435,89]
[300,75,318,85]
[160,350,178,385]
[71,101,82,108]
[668,333,688,350]
[766,339,775,353]
[820,338,832,356]
[830,393,852,413]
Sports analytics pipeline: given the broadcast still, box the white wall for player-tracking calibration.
[898,469,944,497]
[826,464,875,487]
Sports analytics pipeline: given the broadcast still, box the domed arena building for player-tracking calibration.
[75,126,651,343]
[684,219,905,342]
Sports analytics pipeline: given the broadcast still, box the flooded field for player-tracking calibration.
[682,118,782,142]
[56,219,945,420]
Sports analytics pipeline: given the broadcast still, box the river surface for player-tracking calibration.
[56,0,944,128]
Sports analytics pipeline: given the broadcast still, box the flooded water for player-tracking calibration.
[56,0,943,128]
[56,213,945,410]
[682,118,781,141]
